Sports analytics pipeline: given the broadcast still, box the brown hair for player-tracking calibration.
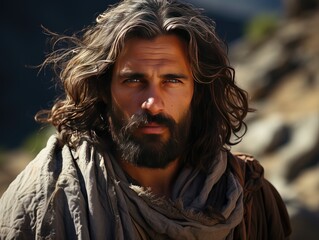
[36,0,252,170]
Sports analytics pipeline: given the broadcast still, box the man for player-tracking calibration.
[0,0,291,239]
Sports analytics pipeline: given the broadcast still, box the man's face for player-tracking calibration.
[109,35,194,168]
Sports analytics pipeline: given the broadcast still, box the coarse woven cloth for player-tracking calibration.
[0,135,243,239]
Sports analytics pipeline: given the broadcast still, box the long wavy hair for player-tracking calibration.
[36,0,252,170]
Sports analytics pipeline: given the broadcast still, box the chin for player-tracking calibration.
[121,138,181,169]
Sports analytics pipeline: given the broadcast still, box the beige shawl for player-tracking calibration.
[0,135,243,239]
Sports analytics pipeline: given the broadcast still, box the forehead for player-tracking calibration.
[114,35,190,69]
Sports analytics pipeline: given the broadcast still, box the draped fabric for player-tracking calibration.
[0,135,291,239]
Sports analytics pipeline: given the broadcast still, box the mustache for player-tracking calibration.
[124,112,175,132]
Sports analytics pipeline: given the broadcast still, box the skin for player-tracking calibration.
[111,34,194,197]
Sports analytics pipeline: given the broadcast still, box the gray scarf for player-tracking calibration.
[72,137,243,239]
[0,135,243,239]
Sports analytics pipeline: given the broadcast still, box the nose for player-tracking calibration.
[141,87,164,115]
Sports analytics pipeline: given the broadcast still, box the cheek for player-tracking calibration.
[183,84,194,108]
[170,90,193,123]
[111,89,140,118]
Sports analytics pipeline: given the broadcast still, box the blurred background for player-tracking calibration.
[0,0,318,238]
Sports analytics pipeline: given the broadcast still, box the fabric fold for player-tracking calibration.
[0,135,244,239]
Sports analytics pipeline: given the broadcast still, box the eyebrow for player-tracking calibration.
[118,71,189,80]
[119,72,145,79]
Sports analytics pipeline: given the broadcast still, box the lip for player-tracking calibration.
[138,122,167,134]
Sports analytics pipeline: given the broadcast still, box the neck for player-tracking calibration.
[119,159,180,198]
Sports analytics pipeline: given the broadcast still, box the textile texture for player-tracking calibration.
[0,135,244,239]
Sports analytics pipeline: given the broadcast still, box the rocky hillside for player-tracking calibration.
[231,2,319,239]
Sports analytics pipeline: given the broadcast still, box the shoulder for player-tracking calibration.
[228,152,292,240]
[227,152,264,193]
[0,135,65,238]
[0,134,64,199]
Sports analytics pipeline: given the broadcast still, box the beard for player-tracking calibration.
[108,104,191,169]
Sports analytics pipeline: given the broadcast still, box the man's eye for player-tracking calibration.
[124,78,141,83]
[165,79,182,84]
